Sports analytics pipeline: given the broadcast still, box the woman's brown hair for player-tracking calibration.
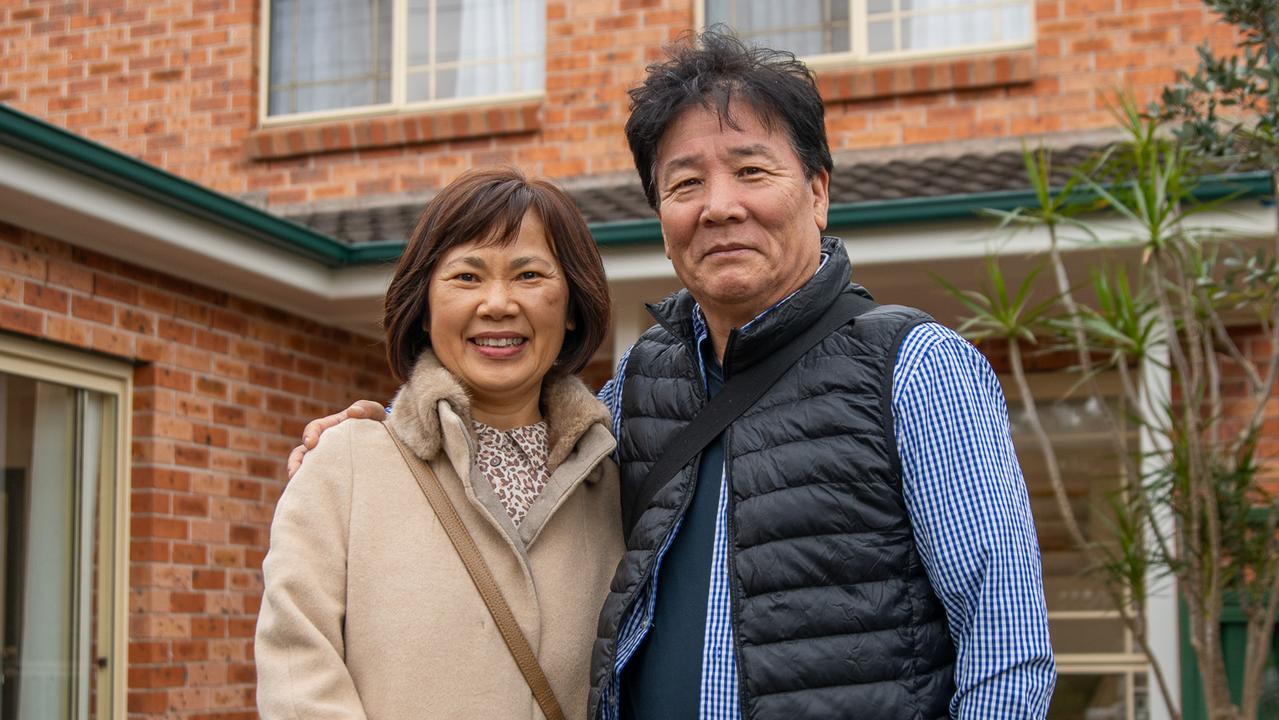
[383,167,611,383]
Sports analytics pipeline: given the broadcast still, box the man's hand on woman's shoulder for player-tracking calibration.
[287,400,387,478]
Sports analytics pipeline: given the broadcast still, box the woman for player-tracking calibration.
[255,167,623,720]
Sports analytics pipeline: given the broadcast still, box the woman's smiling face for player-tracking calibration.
[426,210,572,422]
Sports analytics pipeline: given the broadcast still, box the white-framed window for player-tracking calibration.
[1004,372,1150,719]
[0,334,130,720]
[261,0,546,125]
[701,0,1033,66]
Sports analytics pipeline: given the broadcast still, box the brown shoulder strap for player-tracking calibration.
[383,424,566,720]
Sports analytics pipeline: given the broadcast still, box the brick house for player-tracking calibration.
[0,1,1274,719]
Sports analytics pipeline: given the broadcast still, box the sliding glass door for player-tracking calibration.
[0,336,129,720]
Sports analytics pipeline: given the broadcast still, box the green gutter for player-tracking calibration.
[3,104,1272,262]
[0,104,354,267]
[590,171,1274,247]
[829,171,1273,228]
[344,240,406,265]
[589,217,664,246]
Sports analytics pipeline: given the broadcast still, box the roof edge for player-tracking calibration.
[590,170,1274,248]
[828,171,1274,227]
[0,104,352,267]
[3,104,1270,265]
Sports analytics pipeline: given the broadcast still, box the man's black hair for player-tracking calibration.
[624,28,834,211]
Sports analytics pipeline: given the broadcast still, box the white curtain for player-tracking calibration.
[904,0,990,51]
[456,0,514,97]
[16,382,75,720]
[709,0,1029,56]
[450,0,544,99]
[269,0,391,114]
[903,0,1032,50]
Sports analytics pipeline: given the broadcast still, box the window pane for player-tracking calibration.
[1,372,116,719]
[416,0,544,101]
[435,0,465,63]
[520,57,545,94]
[1001,3,1033,41]
[711,1,841,55]
[735,1,821,35]
[523,0,547,62]
[1049,617,1127,655]
[377,0,394,76]
[906,9,996,50]
[437,65,458,99]
[902,0,975,9]
[750,28,825,57]
[868,20,895,53]
[705,0,730,24]
[1049,674,1134,720]
[293,81,379,115]
[437,62,523,100]
[268,0,391,115]
[407,0,432,66]
[709,0,1031,59]
[826,23,851,54]
[1014,397,1130,614]
[435,0,524,64]
[406,71,431,102]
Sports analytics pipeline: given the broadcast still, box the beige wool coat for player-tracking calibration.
[255,352,625,720]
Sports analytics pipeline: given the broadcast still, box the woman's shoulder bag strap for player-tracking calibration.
[382,424,566,720]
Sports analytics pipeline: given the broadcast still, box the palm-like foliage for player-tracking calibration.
[939,99,1279,720]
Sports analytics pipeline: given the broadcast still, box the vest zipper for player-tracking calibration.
[607,455,701,718]
[719,328,747,715]
[605,328,708,719]
[721,328,740,378]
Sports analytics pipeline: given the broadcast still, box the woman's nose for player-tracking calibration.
[477,281,518,317]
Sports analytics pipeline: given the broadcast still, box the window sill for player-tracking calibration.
[814,49,1035,102]
[246,99,542,161]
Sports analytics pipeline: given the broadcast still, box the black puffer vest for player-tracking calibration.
[589,238,956,720]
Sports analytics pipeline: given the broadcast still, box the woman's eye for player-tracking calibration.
[518,271,541,281]
[456,273,478,282]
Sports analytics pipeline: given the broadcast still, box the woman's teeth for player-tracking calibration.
[473,337,525,347]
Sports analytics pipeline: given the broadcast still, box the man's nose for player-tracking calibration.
[700,176,746,224]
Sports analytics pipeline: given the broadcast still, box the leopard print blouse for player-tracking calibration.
[472,420,550,527]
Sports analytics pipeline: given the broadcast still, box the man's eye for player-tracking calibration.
[673,178,700,189]
[739,166,763,176]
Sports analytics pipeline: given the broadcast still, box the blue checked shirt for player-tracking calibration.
[596,281,1055,718]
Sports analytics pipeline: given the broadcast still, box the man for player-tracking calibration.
[292,31,1054,719]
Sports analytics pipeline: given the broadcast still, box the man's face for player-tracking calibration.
[654,102,829,325]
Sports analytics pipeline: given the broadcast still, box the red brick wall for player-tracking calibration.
[1222,329,1279,494]
[0,221,398,718]
[0,0,1239,209]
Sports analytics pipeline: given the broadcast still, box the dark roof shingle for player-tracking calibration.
[290,145,1100,245]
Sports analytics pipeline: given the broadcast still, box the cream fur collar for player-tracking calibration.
[385,350,611,471]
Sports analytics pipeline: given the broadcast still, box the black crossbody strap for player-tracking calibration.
[622,292,877,539]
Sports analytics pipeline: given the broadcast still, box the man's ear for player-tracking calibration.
[810,168,830,232]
